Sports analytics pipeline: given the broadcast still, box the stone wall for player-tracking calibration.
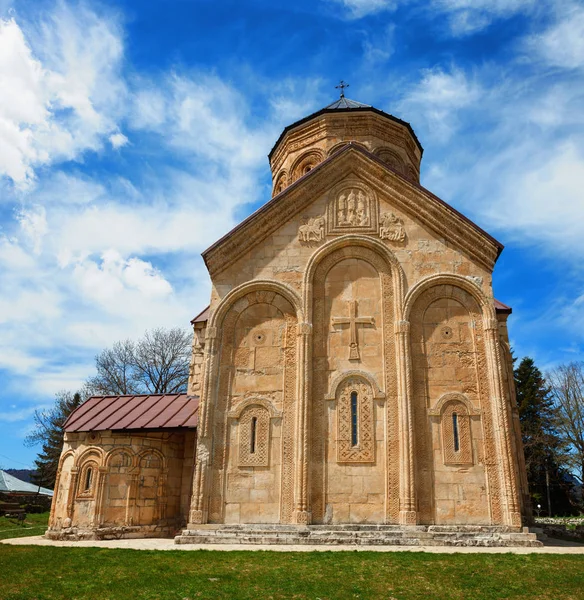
[47,429,196,540]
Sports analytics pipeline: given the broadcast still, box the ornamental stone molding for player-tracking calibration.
[324,370,386,401]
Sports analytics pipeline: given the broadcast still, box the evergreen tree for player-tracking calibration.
[25,391,85,489]
[515,357,575,515]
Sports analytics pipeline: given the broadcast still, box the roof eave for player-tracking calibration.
[204,143,503,268]
[268,106,424,161]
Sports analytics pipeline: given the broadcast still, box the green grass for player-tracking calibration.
[0,545,583,600]
[0,511,49,540]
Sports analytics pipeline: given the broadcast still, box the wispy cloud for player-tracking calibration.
[0,5,126,187]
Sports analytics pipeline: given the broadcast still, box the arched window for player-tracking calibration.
[351,391,358,447]
[84,467,93,492]
[77,461,98,498]
[337,378,375,463]
[250,416,258,454]
[452,413,460,452]
[441,401,473,465]
[239,405,270,467]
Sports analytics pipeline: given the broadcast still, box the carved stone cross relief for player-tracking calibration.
[331,300,375,361]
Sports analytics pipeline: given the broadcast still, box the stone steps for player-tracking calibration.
[175,524,542,547]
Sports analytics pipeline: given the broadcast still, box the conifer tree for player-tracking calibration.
[515,357,575,515]
[25,391,85,489]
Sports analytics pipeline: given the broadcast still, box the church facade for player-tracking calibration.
[47,97,531,541]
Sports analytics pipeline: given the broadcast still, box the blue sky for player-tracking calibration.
[1,0,583,469]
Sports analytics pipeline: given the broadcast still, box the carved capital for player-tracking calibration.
[394,320,410,334]
[297,322,313,336]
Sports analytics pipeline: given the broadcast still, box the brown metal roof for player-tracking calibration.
[190,306,210,325]
[494,299,512,314]
[64,394,199,432]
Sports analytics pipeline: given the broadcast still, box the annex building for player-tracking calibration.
[47,94,536,546]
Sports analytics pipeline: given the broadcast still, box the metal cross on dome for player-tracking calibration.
[335,80,350,98]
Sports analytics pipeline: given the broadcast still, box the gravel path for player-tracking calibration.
[2,535,584,554]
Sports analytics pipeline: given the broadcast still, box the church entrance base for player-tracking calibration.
[175,524,542,548]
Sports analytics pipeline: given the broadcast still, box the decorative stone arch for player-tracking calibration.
[408,274,506,523]
[74,447,104,469]
[428,392,480,417]
[231,400,279,468]
[195,281,300,524]
[209,279,303,331]
[327,373,377,464]
[57,449,75,471]
[328,141,367,157]
[324,370,385,401]
[228,396,283,420]
[374,147,406,174]
[307,235,404,522]
[291,149,325,181]
[404,273,496,324]
[273,169,288,195]
[428,393,476,466]
[137,448,166,471]
[104,447,136,469]
[303,234,406,321]
[76,459,100,498]
[50,450,77,528]
[405,164,419,183]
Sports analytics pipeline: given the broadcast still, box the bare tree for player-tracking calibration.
[548,361,584,500]
[86,339,137,395]
[132,328,192,394]
[87,327,192,396]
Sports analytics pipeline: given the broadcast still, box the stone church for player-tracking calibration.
[47,94,536,545]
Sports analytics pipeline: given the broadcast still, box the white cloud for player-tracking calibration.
[15,205,48,255]
[362,24,395,65]
[525,4,584,69]
[0,3,329,411]
[483,143,584,254]
[401,67,482,141]
[436,0,537,35]
[328,0,397,18]
[0,5,126,187]
[109,132,129,149]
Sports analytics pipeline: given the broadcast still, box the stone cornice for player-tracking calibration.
[203,145,502,277]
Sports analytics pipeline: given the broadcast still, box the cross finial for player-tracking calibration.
[335,80,349,98]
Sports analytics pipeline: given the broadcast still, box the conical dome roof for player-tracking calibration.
[323,96,371,110]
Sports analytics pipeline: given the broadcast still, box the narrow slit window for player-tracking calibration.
[250,417,257,454]
[84,467,93,491]
[351,391,358,447]
[452,413,460,452]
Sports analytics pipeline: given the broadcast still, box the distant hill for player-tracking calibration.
[5,469,37,483]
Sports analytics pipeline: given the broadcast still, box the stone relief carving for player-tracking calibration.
[238,404,270,467]
[379,212,406,243]
[337,189,370,227]
[336,377,375,463]
[327,184,378,235]
[298,215,326,244]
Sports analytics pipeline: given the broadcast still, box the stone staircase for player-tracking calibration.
[175,523,543,547]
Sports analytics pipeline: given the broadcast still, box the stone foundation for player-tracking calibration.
[175,524,542,547]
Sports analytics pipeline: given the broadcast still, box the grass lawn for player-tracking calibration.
[0,512,49,540]
[0,544,584,600]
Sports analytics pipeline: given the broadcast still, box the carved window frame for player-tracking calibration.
[441,401,472,465]
[77,460,98,499]
[335,377,376,463]
[237,404,271,467]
